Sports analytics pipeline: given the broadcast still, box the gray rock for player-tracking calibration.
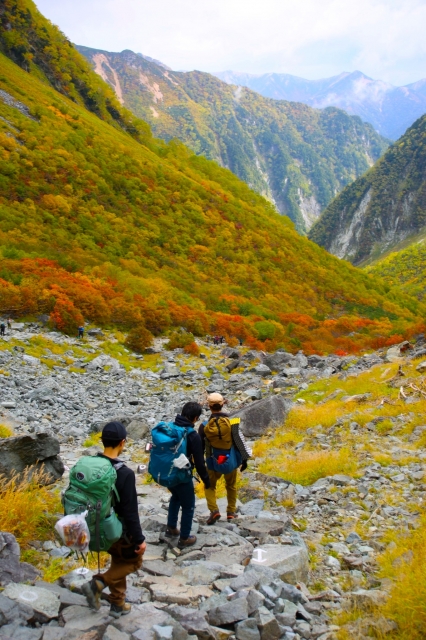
[226,360,241,373]
[246,589,266,615]
[59,568,94,592]
[230,571,260,591]
[239,499,265,517]
[240,519,289,538]
[208,596,249,625]
[168,606,216,640]
[143,560,176,578]
[254,606,281,640]
[0,531,40,586]
[279,584,306,604]
[330,474,352,486]
[0,434,64,484]
[126,419,150,441]
[87,355,122,372]
[35,581,87,608]
[249,545,309,584]
[253,364,272,377]
[221,348,241,359]
[231,396,291,437]
[263,352,294,371]
[243,388,262,401]
[104,625,131,640]
[0,624,43,640]
[235,618,261,640]
[0,593,34,626]
[153,625,174,640]
[3,583,60,622]
[280,368,301,378]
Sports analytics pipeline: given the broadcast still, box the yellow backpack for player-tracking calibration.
[204,416,232,449]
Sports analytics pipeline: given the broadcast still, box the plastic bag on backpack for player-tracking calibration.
[55,511,90,552]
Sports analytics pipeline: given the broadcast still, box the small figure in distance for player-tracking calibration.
[200,393,251,525]
[81,422,146,619]
[7,318,11,331]
[78,325,84,339]
[0,321,5,337]
[165,402,210,548]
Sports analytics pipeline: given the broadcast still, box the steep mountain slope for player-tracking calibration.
[309,115,426,266]
[367,236,426,301]
[215,70,426,140]
[0,0,423,355]
[0,0,152,145]
[77,46,388,233]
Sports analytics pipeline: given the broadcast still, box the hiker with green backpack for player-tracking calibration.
[148,402,210,548]
[62,421,145,619]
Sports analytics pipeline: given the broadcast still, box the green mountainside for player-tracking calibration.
[367,236,426,300]
[76,46,389,233]
[309,114,426,265]
[0,0,423,354]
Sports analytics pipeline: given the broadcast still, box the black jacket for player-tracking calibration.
[174,414,210,487]
[98,454,145,545]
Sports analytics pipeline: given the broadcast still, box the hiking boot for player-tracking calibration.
[206,510,221,525]
[178,535,197,548]
[227,512,238,521]
[165,526,180,537]
[110,602,132,618]
[81,578,104,611]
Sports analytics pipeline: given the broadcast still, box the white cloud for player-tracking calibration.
[34,0,426,85]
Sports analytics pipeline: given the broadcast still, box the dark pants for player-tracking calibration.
[167,480,195,539]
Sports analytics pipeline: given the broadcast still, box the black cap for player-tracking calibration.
[102,421,127,441]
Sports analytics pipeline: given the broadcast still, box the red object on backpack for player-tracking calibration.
[217,455,228,464]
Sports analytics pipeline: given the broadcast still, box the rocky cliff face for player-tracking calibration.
[309,114,426,264]
[77,46,388,233]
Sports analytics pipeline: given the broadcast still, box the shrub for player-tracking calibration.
[0,469,61,546]
[166,330,195,350]
[184,341,200,356]
[124,324,153,353]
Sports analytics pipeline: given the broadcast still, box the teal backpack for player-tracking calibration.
[62,456,123,552]
[148,421,194,488]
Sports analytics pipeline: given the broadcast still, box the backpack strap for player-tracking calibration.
[214,417,222,440]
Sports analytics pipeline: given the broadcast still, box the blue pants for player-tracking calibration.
[167,480,195,539]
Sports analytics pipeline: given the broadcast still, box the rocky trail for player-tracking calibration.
[1,326,426,639]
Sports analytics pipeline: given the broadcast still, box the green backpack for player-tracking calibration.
[62,456,123,552]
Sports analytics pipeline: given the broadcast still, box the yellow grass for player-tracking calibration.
[375,514,426,639]
[83,432,102,448]
[257,447,357,486]
[0,469,61,546]
[0,423,13,438]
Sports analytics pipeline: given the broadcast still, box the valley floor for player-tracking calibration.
[1,326,426,639]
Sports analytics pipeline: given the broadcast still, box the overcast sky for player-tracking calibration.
[35,0,426,86]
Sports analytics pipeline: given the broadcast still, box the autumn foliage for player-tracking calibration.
[0,17,424,354]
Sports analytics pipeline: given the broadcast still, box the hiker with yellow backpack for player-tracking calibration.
[199,393,251,524]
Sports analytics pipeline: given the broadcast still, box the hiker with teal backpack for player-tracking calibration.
[148,402,210,548]
[63,421,145,619]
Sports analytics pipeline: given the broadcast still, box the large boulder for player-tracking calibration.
[231,396,291,437]
[263,351,294,371]
[248,544,309,584]
[0,532,40,586]
[126,419,150,441]
[0,433,64,484]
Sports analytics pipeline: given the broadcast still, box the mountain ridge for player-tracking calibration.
[76,45,389,233]
[308,113,426,265]
[214,69,426,140]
